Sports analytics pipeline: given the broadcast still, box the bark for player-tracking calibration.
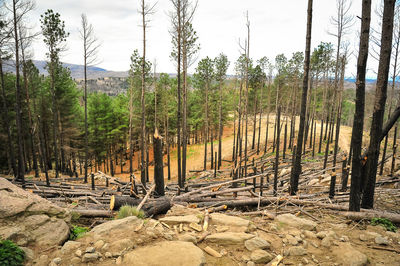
[140,0,147,187]
[274,107,281,196]
[362,0,395,209]
[290,0,313,195]
[153,132,165,196]
[218,80,223,168]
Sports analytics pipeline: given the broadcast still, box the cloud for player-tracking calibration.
[25,0,380,77]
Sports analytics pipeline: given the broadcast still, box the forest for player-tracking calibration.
[1,0,400,265]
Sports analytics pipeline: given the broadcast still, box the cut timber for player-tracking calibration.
[110,195,171,217]
[343,211,400,224]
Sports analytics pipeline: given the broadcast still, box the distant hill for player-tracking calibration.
[3,60,128,80]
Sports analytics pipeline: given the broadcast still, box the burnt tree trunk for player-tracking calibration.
[361,0,395,209]
[153,132,165,196]
[290,0,313,195]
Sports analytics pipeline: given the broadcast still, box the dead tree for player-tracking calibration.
[290,0,313,195]
[362,0,395,209]
[79,13,100,183]
[349,0,371,212]
[153,130,165,196]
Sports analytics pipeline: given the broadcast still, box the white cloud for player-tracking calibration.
[26,0,381,77]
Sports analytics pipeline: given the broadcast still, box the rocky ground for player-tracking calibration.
[1,174,400,266]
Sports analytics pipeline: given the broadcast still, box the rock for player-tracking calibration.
[94,239,105,250]
[20,247,34,261]
[332,243,368,266]
[303,230,317,239]
[316,231,327,239]
[85,246,96,253]
[123,241,205,266]
[321,237,332,247]
[82,253,99,263]
[375,236,389,245]
[178,233,197,243]
[359,234,367,241]
[75,249,82,257]
[105,252,112,258]
[109,238,134,252]
[0,178,70,247]
[61,241,81,254]
[90,216,142,237]
[245,237,271,251]
[71,257,81,264]
[205,232,255,245]
[210,213,250,227]
[275,214,316,231]
[116,256,122,265]
[247,261,255,266]
[163,232,175,241]
[286,234,299,245]
[340,236,350,242]
[52,257,62,265]
[288,246,307,256]
[250,249,274,264]
[159,215,200,225]
[242,255,251,262]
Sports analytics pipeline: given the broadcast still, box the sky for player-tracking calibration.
[25,0,382,77]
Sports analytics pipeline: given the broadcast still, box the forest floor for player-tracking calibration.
[6,114,400,266]
[108,114,355,183]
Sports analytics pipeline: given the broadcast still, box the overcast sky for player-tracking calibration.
[27,0,382,77]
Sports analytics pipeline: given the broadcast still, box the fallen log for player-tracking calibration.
[110,195,171,217]
[343,211,400,224]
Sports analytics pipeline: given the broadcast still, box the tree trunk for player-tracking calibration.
[274,107,281,196]
[361,0,395,209]
[153,132,165,196]
[290,0,313,195]
[12,0,25,184]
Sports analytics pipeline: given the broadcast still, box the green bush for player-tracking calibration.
[116,205,145,219]
[69,225,89,240]
[0,240,25,266]
[371,218,397,232]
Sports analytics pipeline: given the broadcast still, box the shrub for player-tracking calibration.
[371,218,397,232]
[69,225,89,240]
[116,205,145,219]
[0,240,25,266]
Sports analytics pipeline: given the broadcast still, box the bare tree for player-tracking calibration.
[349,0,371,211]
[362,0,396,209]
[79,13,101,183]
[139,0,156,187]
[290,0,313,195]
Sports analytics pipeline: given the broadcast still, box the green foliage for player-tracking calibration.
[116,205,145,219]
[69,225,89,240]
[0,240,25,266]
[371,218,397,232]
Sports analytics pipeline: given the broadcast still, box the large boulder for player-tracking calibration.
[0,178,70,247]
[123,241,205,266]
[274,214,317,231]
